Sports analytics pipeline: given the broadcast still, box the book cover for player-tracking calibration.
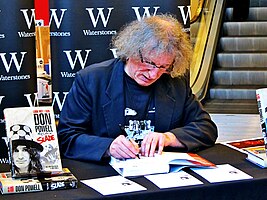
[0,172,43,194]
[243,146,267,168]
[251,88,267,167]
[4,106,62,178]
[39,168,78,191]
[222,137,264,153]
[109,151,215,177]
[256,89,267,153]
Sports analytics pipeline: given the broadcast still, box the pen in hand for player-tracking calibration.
[119,124,140,159]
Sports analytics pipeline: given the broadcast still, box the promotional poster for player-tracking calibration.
[0,0,190,167]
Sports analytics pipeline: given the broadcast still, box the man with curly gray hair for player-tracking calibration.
[58,14,218,162]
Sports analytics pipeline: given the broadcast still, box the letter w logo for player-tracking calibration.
[132,7,160,21]
[63,50,91,70]
[178,6,191,25]
[86,8,114,28]
[21,9,67,30]
[0,52,27,73]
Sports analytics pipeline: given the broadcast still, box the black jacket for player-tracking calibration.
[58,58,218,162]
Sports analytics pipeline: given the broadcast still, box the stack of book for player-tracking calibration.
[0,106,78,194]
[0,168,78,194]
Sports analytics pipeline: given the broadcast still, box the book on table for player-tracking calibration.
[4,106,62,178]
[222,137,264,153]
[0,168,78,194]
[243,145,267,168]
[252,88,267,168]
[221,137,267,168]
[109,151,216,177]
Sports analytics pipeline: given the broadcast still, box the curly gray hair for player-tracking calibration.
[112,14,192,77]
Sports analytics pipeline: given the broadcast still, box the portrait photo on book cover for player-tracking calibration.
[10,124,44,176]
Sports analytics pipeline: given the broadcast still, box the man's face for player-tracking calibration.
[125,52,174,86]
[13,145,30,172]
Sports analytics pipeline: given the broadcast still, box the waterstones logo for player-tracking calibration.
[177,6,191,25]
[52,91,69,114]
[83,30,116,36]
[20,8,70,37]
[132,6,160,20]
[83,7,116,36]
[61,48,117,75]
[86,7,113,28]
[0,74,30,81]
[0,52,31,81]
[17,31,35,38]
[131,5,190,25]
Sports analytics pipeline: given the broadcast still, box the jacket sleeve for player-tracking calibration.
[169,78,218,152]
[57,71,113,162]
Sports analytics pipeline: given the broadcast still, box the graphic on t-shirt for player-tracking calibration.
[124,120,154,146]
[124,108,137,116]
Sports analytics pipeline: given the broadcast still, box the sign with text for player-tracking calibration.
[0,0,37,163]
[49,0,190,118]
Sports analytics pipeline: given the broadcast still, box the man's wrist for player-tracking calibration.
[164,132,185,148]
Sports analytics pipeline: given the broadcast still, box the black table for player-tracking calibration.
[1,144,267,200]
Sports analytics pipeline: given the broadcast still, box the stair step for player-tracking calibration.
[225,7,267,21]
[223,21,267,36]
[209,85,263,99]
[250,0,267,7]
[217,53,267,68]
[202,99,258,114]
[213,68,267,85]
[205,0,267,113]
[220,37,267,51]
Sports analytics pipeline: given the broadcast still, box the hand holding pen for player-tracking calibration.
[107,125,141,159]
[118,124,140,159]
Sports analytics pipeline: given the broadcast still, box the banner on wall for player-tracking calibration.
[0,1,37,164]
[35,0,52,104]
[49,0,190,118]
[0,0,190,165]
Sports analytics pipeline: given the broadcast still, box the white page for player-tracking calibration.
[81,175,146,195]
[145,171,203,189]
[191,164,253,183]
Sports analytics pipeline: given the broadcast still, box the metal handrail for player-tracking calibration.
[190,0,226,101]
[190,0,205,24]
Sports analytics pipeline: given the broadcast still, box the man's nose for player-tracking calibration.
[148,68,161,79]
[18,151,24,159]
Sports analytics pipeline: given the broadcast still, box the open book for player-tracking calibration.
[109,152,216,177]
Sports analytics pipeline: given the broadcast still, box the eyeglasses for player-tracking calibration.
[139,50,174,73]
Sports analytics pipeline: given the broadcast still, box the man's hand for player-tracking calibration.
[109,135,139,159]
[141,132,185,157]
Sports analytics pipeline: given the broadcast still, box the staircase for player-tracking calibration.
[203,0,267,114]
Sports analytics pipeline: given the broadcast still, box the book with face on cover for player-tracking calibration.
[4,106,62,178]
[109,151,216,177]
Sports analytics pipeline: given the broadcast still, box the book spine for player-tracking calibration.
[40,178,78,191]
[256,89,267,155]
[0,181,43,194]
